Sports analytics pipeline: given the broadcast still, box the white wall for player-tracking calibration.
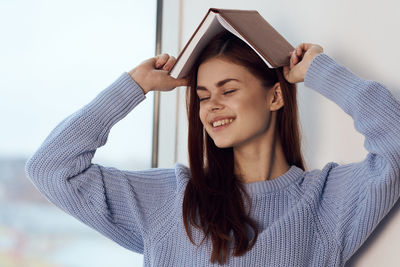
[160,0,400,266]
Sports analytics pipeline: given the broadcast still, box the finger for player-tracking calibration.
[155,54,168,68]
[293,50,298,64]
[176,77,189,87]
[296,43,313,55]
[282,65,293,84]
[168,75,188,86]
[283,65,289,78]
[290,50,297,69]
[170,78,188,88]
[290,52,294,69]
[162,56,176,70]
[155,53,169,68]
[155,53,168,62]
[296,47,301,57]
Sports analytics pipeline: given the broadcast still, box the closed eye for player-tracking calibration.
[198,89,236,102]
[224,89,236,95]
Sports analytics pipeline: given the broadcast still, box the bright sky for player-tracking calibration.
[0,0,156,170]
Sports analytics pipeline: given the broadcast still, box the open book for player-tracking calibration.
[169,8,294,79]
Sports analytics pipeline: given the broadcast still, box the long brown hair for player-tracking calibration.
[182,30,306,265]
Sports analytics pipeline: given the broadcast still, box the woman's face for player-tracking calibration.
[196,57,282,149]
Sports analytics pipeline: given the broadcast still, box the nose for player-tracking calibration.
[208,97,224,111]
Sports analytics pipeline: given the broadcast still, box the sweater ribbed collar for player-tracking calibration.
[174,163,304,194]
[240,165,304,194]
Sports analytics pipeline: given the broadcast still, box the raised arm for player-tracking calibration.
[303,52,400,262]
[25,54,188,253]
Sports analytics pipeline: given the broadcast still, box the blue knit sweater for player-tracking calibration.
[25,53,400,266]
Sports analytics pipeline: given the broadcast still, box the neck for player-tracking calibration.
[233,127,290,184]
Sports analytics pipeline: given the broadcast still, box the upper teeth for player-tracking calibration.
[212,118,234,127]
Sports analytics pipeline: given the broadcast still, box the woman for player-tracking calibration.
[26,31,400,266]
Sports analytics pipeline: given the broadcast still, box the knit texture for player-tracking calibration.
[25,53,400,267]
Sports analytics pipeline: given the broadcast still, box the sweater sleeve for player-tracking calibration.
[304,53,400,262]
[24,72,177,254]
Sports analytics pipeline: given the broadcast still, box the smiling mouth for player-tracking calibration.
[211,118,235,130]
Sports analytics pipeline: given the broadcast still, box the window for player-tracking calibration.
[0,1,156,266]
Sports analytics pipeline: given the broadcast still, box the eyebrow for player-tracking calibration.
[196,78,240,91]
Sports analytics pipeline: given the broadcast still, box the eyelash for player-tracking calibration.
[198,90,236,102]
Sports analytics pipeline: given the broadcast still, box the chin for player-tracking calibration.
[206,130,235,148]
[214,143,231,149]
[212,139,234,149]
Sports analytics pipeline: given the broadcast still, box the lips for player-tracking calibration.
[209,116,236,125]
[209,118,235,133]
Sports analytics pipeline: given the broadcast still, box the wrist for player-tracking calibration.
[128,68,151,95]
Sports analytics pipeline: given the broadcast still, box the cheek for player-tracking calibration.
[237,99,269,125]
[234,99,255,116]
[199,108,206,126]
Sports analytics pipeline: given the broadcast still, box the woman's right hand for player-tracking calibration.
[128,53,188,94]
[283,43,324,84]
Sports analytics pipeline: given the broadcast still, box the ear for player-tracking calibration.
[269,82,284,111]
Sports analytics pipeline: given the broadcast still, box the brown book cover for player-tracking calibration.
[169,8,294,79]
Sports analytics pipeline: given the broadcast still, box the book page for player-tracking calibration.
[216,15,273,68]
[170,10,276,79]
[170,12,225,78]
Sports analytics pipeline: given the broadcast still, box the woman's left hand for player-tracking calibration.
[283,43,324,84]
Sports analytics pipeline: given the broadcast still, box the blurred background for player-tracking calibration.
[0,0,156,266]
[1,0,400,266]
